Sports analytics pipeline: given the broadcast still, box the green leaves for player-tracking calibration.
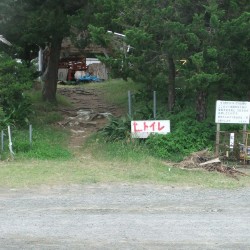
[186,33,200,48]
[190,52,205,70]
[206,47,218,59]
[0,52,34,127]
[99,116,131,142]
[125,28,153,49]
[146,118,215,160]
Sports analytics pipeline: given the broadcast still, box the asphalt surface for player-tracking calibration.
[0,184,250,249]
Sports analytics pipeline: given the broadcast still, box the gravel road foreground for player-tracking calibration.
[0,184,250,250]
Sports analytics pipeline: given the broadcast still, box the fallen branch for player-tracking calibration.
[175,150,249,180]
[202,164,248,180]
[199,158,221,166]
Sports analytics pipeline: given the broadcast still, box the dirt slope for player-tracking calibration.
[57,86,123,153]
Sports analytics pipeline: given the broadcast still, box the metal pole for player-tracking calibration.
[7,126,14,159]
[243,124,247,143]
[215,123,220,157]
[243,124,248,165]
[128,90,132,116]
[153,91,157,119]
[1,130,3,152]
[29,124,32,146]
[38,47,43,72]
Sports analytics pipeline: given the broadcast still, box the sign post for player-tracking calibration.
[215,123,220,156]
[215,101,250,124]
[131,120,170,138]
[128,91,132,116]
[153,91,157,119]
[215,100,250,156]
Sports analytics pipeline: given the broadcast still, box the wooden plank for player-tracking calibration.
[199,158,221,166]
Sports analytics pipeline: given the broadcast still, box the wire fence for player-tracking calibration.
[1,125,33,159]
[217,131,250,163]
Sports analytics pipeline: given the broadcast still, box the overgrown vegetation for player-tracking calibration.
[0,79,249,187]
[98,114,215,162]
[0,1,249,187]
[87,79,143,110]
[146,120,215,161]
[94,81,216,161]
[28,89,70,125]
[0,84,73,161]
[100,115,131,142]
[89,0,250,119]
[0,125,72,161]
[0,52,34,128]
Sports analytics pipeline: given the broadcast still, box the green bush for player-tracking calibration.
[99,115,131,141]
[0,52,34,126]
[3,126,72,160]
[0,106,8,129]
[146,118,215,160]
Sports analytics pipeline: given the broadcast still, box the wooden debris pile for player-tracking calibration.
[177,149,212,168]
[175,149,248,180]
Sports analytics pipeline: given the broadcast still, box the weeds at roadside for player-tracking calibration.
[84,133,150,162]
[1,80,249,188]
[1,126,72,161]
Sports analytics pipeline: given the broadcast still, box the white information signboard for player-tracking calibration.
[131,120,170,138]
[215,101,250,124]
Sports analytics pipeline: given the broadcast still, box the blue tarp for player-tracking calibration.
[78,73,101,82]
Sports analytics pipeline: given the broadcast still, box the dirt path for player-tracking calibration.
[57,86,123,153]
[57,86,121,116]
[1,184,250,249]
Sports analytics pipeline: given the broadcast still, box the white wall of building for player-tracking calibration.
[86,58,100,66]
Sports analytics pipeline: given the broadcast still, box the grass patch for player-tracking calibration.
[78,135,250,188]
[1,133,249,189]
[0,155,249,188]
[84,135,150,162]
[29,89,72,108]
[1,126,72,161]
[28,89,72,125]
[1,82,249,189]
[85,78,143,109]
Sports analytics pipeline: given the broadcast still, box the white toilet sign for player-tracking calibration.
[215,101,250,124]
[229,133,235,149]
[131,120,170,138]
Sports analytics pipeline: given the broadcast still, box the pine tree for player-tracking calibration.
[0,0,92,102]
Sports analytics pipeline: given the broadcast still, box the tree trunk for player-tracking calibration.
[217,83,224,100]
[248,90,250,102]
[42,37,62,103]
[167,56,175,112]
[196,90,207,121]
